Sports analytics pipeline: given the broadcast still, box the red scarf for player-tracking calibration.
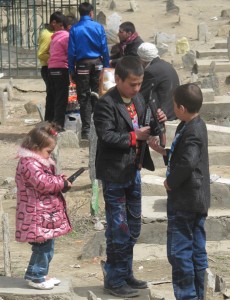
[119,32,139,55]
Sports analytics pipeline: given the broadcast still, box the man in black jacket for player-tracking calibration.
[94,56,166,298]
[138,42,180,121]
[110,22,143,67]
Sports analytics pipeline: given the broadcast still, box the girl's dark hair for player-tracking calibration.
[119,21,136,34]
[174,83,203,113]
[21,122,59,151]
[78,2,94,16]
[50,11,66,24]
[115,56,144,81]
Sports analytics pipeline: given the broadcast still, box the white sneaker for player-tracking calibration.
[47,277,61,286]
[27,280,54,290]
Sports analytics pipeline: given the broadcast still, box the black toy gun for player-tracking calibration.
[148,85,166,148]
[137,84,166,170]
[62,167,86,193]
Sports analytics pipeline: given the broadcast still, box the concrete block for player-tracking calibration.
[201,88,215,102]
[214,40,227,49]
[200,99,230,121]
[0,91,8,124]
[165,122,230,147]
[196,59,230,73]
[196,49,228,58]
[57,130,80,149]
[0,277,74,300]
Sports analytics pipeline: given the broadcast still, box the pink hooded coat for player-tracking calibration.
[15,148,72,243]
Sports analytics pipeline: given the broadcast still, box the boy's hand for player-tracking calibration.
[157,108,167,123]
[135,126,150,140]
[148,136,166,156]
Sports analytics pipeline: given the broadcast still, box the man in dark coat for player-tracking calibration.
[110,22,143,67]
[138,42,180,121]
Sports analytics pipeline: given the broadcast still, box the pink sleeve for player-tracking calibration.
[21,160,65,194]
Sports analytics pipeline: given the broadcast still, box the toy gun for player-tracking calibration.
[148,84,166,148]
[137,84,166,170]
[62,167,86,193]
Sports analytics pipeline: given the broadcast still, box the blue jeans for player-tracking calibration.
[167,198,208,300]
[102,171,141,288]
[24,239,54,283]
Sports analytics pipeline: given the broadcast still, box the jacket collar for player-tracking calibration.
[17,147,55,168]
[112,87,144,128]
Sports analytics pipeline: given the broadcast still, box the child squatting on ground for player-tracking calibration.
[15,122,72,290]
[148,83,210,300]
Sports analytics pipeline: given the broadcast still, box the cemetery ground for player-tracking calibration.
[1,0,230,298]
[0,81,229,300]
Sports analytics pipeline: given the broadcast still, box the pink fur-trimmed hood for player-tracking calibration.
[16,147,55,168]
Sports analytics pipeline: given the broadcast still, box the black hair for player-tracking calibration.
[64,15,78,29]
[49,11,66,24]
[78,2,94,16]
[174,83,203,113]
[119,21,136,34]
[115,56,144,81]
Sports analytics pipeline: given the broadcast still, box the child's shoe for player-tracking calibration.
[27,279,54,290]
[45,276,61,286]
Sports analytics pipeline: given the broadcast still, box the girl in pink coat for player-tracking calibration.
[15,122,72,290]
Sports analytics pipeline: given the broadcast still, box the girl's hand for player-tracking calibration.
[148,136,166,155]
[67,180,72,188]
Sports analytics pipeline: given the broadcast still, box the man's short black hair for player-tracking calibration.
[174,83,203,113]
[78,2,94,16]
[115,56,144,81]
[119,22,136,34]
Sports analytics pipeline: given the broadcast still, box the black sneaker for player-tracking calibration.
[104,282,139,298]
[126,276,148,289]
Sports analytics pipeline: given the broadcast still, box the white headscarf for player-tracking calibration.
[137,42,159,62]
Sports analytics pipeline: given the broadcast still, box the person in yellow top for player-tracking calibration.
[37,11,66,123]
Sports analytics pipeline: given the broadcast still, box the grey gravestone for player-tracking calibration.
[221,9,230,18]
[130,0,139,12]
[89,121,97,182]
[166,0,179,14]
[108,0,116,10]
[201,75,219,96]
[0,91,8,124]
[182,50,196,71]
[227,35,230,60]
[97,11,106,25]
[197,22,209,42]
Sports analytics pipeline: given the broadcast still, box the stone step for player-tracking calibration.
[214,40,227,49]
[165,121,230,147]
[196,59,230,72]
[0,278,74,300]
[141,171,230,209]
[150,145,230,168]
[140,196,230,244]
[201,96,230,120]
[196,49,228,58]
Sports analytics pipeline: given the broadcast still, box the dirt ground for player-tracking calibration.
[1,0,230,299]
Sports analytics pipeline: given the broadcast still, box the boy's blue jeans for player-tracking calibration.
[24,239,54,283]
[102,171,141,288]
[167,198,208,300]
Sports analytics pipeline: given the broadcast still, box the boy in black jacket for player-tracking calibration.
[149,83,210,300]
[94,56,166,298]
